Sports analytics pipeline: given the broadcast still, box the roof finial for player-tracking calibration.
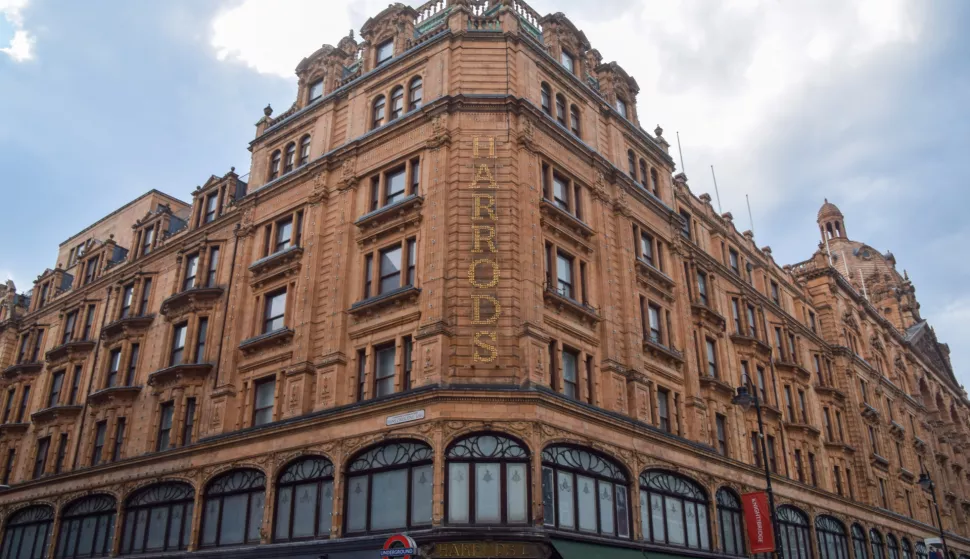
[263,104,273,117]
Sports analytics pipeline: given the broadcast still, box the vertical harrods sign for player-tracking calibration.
[469,136,501,363]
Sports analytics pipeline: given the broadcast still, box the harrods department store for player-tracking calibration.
[2,1,969,558]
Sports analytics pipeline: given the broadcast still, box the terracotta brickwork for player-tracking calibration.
[0,1,968,557]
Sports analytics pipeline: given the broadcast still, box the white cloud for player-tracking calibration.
[0,0,35,62]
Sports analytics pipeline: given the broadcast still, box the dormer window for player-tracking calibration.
[203,194,218,224]
[142,226,154,256]
[376,39,394,66]
[560,50,574,73]
[616,97,628,119]
[308,79,324,102]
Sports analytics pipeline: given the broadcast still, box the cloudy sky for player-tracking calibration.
[1,0,968,384]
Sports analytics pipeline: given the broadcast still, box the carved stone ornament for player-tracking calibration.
[338,154,358,190]
[309,170,329,204]
[427,113,451,148]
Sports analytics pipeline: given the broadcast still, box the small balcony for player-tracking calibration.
[870,452,890,470]
[783,422,822,437]
[823,440,856,454]
[914,436,928,453]
[774,359,812,383]
[539,199,595,244]
[147,362,214,388]
[814,384,847,402]
[249,246,304,289]
[46,340,96,364]
[890,420,906,438]
[899,468,916,483]
[634,257,676,293]
[699,375,736,396]
[101,314,155,342]
[0,423,29,437]
[355,194,424,233]
[542,282,600,326]
[2,362,43,380]
[239,328,294,356]
[349,285,421,317]
[160,286,224,317]
[31,404,83,426]
[87,385,143,406]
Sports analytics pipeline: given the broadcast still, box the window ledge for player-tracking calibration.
[783,422,821,437]
[160,286,224,317]
[148,362,214,388]
[641,337,684,366]
[0,423,29,436]
[871,452,890,470]
[2,362,43,380]
[355,194,424,229]
[101,314,155,342]
[899,468,916,483]
[699,375,735,396]
[914,436,927,452]
[823,440,856,454]
[539,198,595,240]
[239,328,294,355]
[30,404,83,425]
[349,285,421,316]
[249,246,304,289]
[87,385,143,406]
[542,284,601,325]
[860,402,881,421]
[634,258,675,296]
[890,420,906,438]
[774,359,812,382]
[814,385,847,402]
[46,340,96,364]
[728,332,771,356]
[689,302,726,330]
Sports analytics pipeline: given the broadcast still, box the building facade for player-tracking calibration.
[1,2,969,559]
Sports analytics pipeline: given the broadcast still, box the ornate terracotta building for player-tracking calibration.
[1,1,969,558]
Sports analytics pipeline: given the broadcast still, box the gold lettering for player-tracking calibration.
[472,194,497,220]
[472,136,496,158]
[472,225,497,253]
[472,295,501,324]
[467,259,500,288]
[470,163,497,189]
[473,331,497,362]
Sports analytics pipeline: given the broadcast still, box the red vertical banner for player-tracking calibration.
[742,491,776,553]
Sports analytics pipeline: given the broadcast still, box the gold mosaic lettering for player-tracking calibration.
[470,163,497,189]
[473,331,497,362]
[472,225,497,253]
[472,194,496,220]
[467,259,500,288]
[472,295,501,324]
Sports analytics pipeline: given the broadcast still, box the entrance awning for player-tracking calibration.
[551,538,688,559]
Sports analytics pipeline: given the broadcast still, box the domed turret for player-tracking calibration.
[817,198,847,242]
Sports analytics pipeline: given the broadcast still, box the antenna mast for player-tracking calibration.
[676,131,686,176]
[745,194,755,236]
[710,165,723,214]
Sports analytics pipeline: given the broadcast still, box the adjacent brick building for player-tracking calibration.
[0,1,968,558]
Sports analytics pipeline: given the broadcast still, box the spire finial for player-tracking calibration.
[263,104,273,117]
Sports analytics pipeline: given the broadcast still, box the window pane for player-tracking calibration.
[542,467,555,526]
[722,512,736,554]
[506,463,527,523]
[650,493,665,542]
[557,471,575,529]
[667,497,685,546]
[577,474,597,533]
[219,494,247,545]
[202,500,219,545]
[146,506,168,550]
[386,169,406,205]
[475,463,501,523]
[318,481,333,537]
[598,481,615,535]
[640,490,650,542]
[686,502,699,548]
[291,483,317,538]
[256,380,274,408]
[448,463,470,523]
[411,464,433,525]
[247,492,265,542]
[275,487,292,539]
[346,475,369,532]
[380,247,402,292]
[166,505,182,550]
[371,470,407,530]
[181,503,193,549]
[698,503,709,549]
[616,486,630,538]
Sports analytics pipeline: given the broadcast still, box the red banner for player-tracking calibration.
[742,491,776,554]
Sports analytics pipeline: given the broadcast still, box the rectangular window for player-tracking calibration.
[833,466,843,496]
[384,167,407,206]
[895,441,904,468]
[182,253,199,291]
[363,254,374,299]
[376,39,393,65]
[615,97,627,118]
[751,432,761,467]
[846,467,854,499]
[374,343,396,398]
[556,251,574,299]
[648,303,662,345]
[836,410,845,441]
[183,398,197,446]
[788,333,798,362]
[263,289,287,333]
[809,310,817,332]
[823,408,834,440]
[84,258,97,285]
[808,453,817,486]
[31,329,43,362]
[561,348,578,399]
[560,50,574,72]
[402,336,413,392]
[406,239,417,287]
[696,271,709,306]
[139,278,152,315]
[309,79,324,102]
[770,280,780,304]
[794,448,804,482]
[16,386,30,422]
[120,284,134,318]
[715,414,727,456]
[170,323,187,366]
[47,371,65,408]
[62,310,78,344]
[106,348,121,388]
[784,386,795,421]
[16,334,29,363]
[879,478,888,508]
[585,355,594,405]
[2,389,13,423]
[195,318,208,363]
[92,421,107,465]
[868,425,879,455]
[731,298,742,333]
[729,248,740,274]
[814,355,823,384]
[379,245,403,294]
[798,389,808,423]
[204,193,219,223]
[705,338,718,378]
[112,417,126,462]
[82,304,96,340]
[206,247,220,287]
[69,366,81,404]
[274,217,293,253]
[640,232,654,266]
[766,435,777,473]
[33,437,50,479]
[657,389,670,433]
[157,403,174,450]
[756,366,767,405]
[54,434,68,474]
[254,378,275,426]
[552,173,570,212]
[859,379,869,403]
[746,305,758,338]
[357,349,367,402]
[120,343,138,386]
[679,210,691,239]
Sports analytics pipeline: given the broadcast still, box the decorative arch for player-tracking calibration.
[408,76,423,111]
[371,94,386,130]
[541,444,631,538]
[776,505,811,559]
[870,528,886,559]
[852,523,870,559]
[121,481,195,554]
[888,534,901,559]
[273,455,335,542]
[0,505,53,559]
[716,487,744,556]
[199,468,266,548]
[639,469,710,550]
[56,494,116,558]
[445,432,530,526]
[815,514,850,559]
[344,440,433,535]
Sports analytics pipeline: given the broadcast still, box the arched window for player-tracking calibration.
[200,469,266,548]
[870,528,886,559]
[0,506,53,559]
[389,86,405,121]
[638,159,648,185]
[902,538,914,559]
[298,135,311,167]
[283,142,296,174]
[777,505,812,559]
[121,482,194,555]
[650,168,660,195]
[345,441,433,534]
[269,150,281,181]
[569,105,580,136]
[371,95,386,130]
[815,515,849,559]
[627,150,636,179]
[888,534,901,559]
[852,524,870,559]
[274,456,334,542]
[540,83,551,115]
[639,470,710,550]
[716,488,744,556]
[446,433,530,526]
[56,495,116,558]
[541,445,630,538]
[915,541,928,559]
[408,77,423,111]
[555,94,566,126]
